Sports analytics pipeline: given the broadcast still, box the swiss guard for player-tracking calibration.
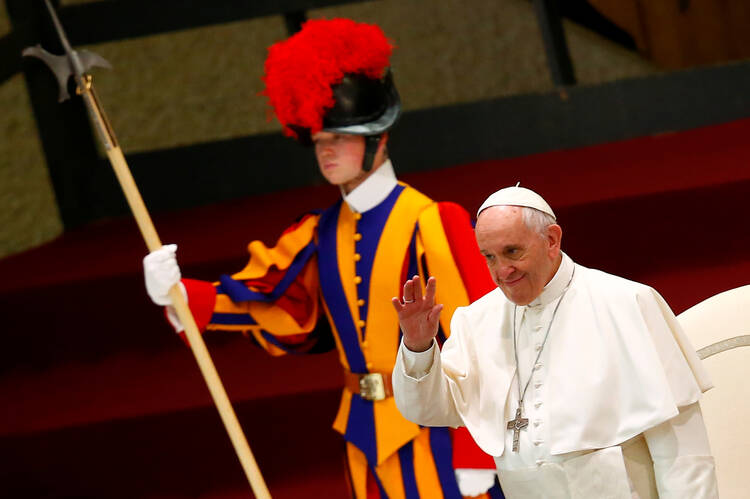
[143,18,504,499]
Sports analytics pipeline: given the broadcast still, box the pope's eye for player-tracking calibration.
[505,247,522,258]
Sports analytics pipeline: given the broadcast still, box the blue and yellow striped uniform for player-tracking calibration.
[182,182,503,498]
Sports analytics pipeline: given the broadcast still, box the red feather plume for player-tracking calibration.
[262,18,394,138]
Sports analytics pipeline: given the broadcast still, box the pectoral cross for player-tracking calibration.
[506,407,528,452]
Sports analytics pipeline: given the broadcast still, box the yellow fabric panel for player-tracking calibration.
[366,186,432,372]
[346,441,369,499]
[333,388,353,436]
[417,204,470,338]
[233,214,319,280]
[374,396,422,467]
[413,428,446,499]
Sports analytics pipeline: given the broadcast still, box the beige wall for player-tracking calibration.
[0,2,63,259]
[0,0,656,259]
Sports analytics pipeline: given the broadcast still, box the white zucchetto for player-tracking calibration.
[477,184,556,220]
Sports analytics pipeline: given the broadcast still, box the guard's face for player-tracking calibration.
[475,206,561,306]
[313,132,365,190]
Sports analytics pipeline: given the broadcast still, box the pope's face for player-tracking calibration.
[475,206,561,306]
[313,131,366,191]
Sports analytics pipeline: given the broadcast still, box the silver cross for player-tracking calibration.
[506,406,529,452]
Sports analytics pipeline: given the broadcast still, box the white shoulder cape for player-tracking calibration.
[397,261,712,457]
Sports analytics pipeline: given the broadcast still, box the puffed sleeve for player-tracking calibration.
[179,213,328,356]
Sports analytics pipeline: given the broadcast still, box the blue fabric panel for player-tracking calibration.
[397,441,419,499]
[216,241,316,302]
[428,427,463,499]
[488,480,506,499]
[317,201,368,373]
[209,312,257,326]
[355,184,404,332]
[345,391,378,466]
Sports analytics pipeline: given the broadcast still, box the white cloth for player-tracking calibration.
[394,253,717,497]
[644,403,719,498]
[143,244,182,306]
[143,244,187,332]
[341,159,398,213]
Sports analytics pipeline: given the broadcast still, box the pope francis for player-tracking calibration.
[391,185,719,498]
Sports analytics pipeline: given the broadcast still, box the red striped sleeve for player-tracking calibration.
[437,202,495,302]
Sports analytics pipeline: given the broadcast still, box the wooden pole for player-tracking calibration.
[87,84,271,499]
[25,0,270,492]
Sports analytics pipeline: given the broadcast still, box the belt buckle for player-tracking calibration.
[359,373,386,401]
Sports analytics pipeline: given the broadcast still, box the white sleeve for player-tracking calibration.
[393,338,463,428]
[401,340,437,379]
[644,402,719,498]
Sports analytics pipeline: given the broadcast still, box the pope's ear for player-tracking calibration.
[546,224,562,251]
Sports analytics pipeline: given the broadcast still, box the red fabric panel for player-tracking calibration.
[181,278,217,331]
[437,202,496,302]
[451,426,496,469]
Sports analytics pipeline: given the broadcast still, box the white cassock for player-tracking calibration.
[394,252,719,498]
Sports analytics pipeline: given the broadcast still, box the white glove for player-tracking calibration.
[455,468,499,497]
[143,244,182,306]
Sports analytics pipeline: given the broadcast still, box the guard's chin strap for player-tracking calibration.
[362,134,382,172]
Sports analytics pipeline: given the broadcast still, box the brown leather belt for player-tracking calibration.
[344,371,394,401]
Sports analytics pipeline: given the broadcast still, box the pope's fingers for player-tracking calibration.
[411,275,424,301]
[402,278,415,302]
[424,276,437,304]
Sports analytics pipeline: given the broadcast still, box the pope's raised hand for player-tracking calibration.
[391,275,443,353]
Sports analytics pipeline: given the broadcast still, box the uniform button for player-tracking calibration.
[533,440,543,446]
[534,362,543,370]
[357,299,366,306]
[534,401,543,408]
[535,459,545,466]
[534,324,543,331]
[358,320,366,328]
[354,233,362,241]
[354,212,362,220]
[533,420,542,427]
[362,341,369,348]
[534,381,543,388]
[534,344,542,351]
[354,253,361,261]
[354,276,362,284]
[366,362,373,369]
